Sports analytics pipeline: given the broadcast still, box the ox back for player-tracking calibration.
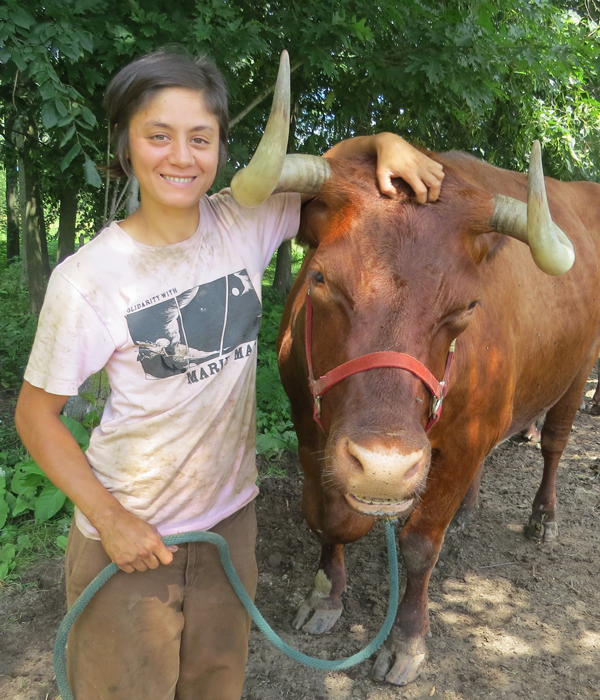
[276,151,600,686]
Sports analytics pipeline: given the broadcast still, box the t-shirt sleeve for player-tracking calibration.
[24,270,117,396]
[254,192,302,270]
[214,190,301,273]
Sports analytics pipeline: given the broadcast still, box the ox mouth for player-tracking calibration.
[345,493,415,517]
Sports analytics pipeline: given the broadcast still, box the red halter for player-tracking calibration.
[304,291,456,433]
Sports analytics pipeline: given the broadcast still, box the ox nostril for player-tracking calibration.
[404,450,425,480]
[344,439,365,473]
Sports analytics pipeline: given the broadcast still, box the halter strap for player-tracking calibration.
[304,292,455,433]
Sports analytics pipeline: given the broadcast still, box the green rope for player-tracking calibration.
[54,519,398,700]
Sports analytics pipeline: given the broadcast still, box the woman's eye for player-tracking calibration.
[151,134,168,141]
[192,137,208,145]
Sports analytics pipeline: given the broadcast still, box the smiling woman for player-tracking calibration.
[122,88,220,246]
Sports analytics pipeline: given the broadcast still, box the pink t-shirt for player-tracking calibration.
[25,191,301,539]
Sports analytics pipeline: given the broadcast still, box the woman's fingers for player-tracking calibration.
[374,134,445,204]
[99,510,178,573]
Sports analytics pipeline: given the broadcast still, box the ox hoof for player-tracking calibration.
[521,424,541,444]
[372,643,426,686]
[590,403,600,416]
[524,514,558,543]
[292,600,343,635]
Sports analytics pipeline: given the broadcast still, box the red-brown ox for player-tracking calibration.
[230,54,600,686]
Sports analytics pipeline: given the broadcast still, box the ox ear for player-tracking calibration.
[297,198,330,248]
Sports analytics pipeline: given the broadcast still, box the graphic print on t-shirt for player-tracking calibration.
[126,270,261,380]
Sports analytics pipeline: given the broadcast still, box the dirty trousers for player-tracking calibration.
[65,502,258,700]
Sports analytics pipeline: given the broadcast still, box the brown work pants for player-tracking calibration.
[65,503,258,700]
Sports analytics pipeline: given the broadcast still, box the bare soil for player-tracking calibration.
[1,381,599,700]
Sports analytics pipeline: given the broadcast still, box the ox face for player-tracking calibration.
[299,165,492,520]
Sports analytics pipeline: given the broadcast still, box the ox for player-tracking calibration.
[232,54,600,686]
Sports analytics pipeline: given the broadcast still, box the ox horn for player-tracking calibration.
[230,51,331,208]
[490,141,575,275]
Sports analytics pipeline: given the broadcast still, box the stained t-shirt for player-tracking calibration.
[24,190,301,539]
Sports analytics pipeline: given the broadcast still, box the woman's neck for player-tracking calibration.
[119,199,201,247]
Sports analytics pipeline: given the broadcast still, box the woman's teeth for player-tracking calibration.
[162,175,195,183]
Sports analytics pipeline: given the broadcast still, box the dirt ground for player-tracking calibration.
[1,380,599,700]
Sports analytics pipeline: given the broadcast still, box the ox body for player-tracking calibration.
[275,152,600,685]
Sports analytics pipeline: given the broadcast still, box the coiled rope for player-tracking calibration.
[54,519,399,700]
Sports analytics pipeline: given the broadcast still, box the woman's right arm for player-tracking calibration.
[15,381,176,572]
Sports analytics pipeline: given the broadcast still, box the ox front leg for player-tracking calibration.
[372,526,438,686]
[292,543,346,634]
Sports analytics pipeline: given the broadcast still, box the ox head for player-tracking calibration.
[231,52,575,521]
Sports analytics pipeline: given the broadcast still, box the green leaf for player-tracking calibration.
[0,544,16,563]
[0,499,9,529]
[34,484,67,523]
[0,562,9,581]
[57,114,74,128]
[17,534,31,549]
[0,451,7,464]
[39,80,57,101]
[79,391,97,406]
[11,7,35,29]
[84,155,102,188]
[60,125,76,147]
[12,492,35,517]
[11,51,27,72]
[80,105,97,127]
[55,98,69,117]
[256,432,288,454]
[56,535,69,552]
[41,101,59,129]
[60,143,82,171]
[60,416,90,450]
[11,460,44,495]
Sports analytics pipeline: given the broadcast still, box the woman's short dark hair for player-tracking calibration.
[104,50,228,178]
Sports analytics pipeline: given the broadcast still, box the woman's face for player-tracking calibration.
[127,87,220,214]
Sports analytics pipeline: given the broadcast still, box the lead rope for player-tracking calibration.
[54,520,399,700]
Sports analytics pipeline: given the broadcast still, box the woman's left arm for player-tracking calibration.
[323,132,445,204]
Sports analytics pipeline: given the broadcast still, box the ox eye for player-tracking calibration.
[468,301,479,310]
[312,271,325,284]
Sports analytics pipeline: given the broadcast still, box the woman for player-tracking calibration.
[15,50,444,700]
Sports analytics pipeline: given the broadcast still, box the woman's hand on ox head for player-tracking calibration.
[374,132,445,204]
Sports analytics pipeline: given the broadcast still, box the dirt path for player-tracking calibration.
[1,387,599,700]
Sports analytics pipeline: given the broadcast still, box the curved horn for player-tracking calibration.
[230,51,290,208]
[230,52,332,207]
[273,154,332,196]
[490,141,575,275]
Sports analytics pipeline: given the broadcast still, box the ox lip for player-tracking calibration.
[345,493,415,517]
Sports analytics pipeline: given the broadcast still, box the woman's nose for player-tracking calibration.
[169,140,195,168]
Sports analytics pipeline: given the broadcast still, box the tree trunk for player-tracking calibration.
[272,98,298,296]
[19,153,47,313]
[273,239,293,296]
[57,185,78,263]
[5,159,19,263]
[127,176,139,216]
[34,181,50,276]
